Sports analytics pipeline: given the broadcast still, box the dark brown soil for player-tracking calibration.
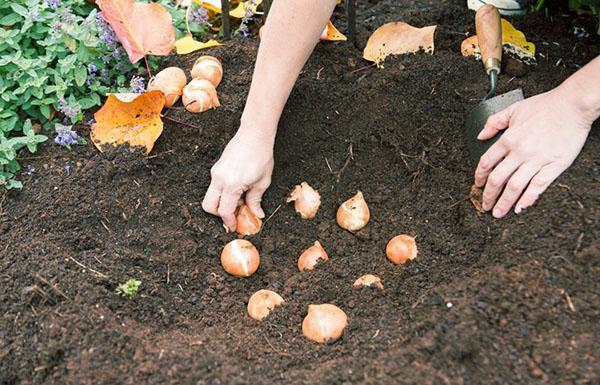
[2,1,599,384]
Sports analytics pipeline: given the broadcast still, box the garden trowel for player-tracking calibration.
[465,4,524,164]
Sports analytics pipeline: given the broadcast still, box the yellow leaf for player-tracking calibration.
[320,21,347,41]
[91,91,166,155]
[460,19,535,60]
[196,0,264,18]
[175,34,222,55]
[363,22,436,64]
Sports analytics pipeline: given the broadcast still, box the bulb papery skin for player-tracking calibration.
[286,182,321,219]
[247,289,284,321]
[191,56,223,88]
[235,205,262,236]
[220,239,260,277]
[336,191,370,232]
[182,78,220,113]
[298,241,329,271]
[353,274,384,289]
[147,67,187,108]
[386,235,418,265]
[302,304,348,343]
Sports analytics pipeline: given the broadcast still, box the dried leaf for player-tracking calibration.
[469,184,484,213]
[197,0,264,18]
[97,0,176,63]
[461,19,535,61]
[320,21,347,41]
[175,34,222,54]
[91,91,166,155]
[363,22,436,65]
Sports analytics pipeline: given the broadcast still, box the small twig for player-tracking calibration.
[573,232,584,255]
[336,143,354,183]
[324,156,333,174]
[559,289,576,313]
[162,115,202,131]
[263,204,282,225]
[68,256,110,280]
[35,274,69,300]
[147,149,175,160]
[100,220,111,233]
[166,263,171,284]
[349,63,376,74]
[263,334,292,356]
[143,56,152,78]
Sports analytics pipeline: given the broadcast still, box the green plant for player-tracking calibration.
[0,0,141,189]
[115,279,142,298]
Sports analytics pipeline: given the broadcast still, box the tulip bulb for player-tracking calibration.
[286,182,321,219]
[182,78,220,113]
[298,241,328,271]
[190,56,223,87]
[220,239,260,277]
[302,304,348,343]
[235,205,262,236]
[353,274,384,289]
[147,67,187,108]
[247,289,284,321]
[336,191,370,232]
[386,234,417,265]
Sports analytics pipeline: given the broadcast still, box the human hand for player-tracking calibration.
[474,87,594,218]
[202,127,274,231]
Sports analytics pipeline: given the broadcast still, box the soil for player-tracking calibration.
[1,1,599,384]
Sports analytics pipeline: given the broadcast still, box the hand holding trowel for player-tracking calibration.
[465,4,524,164]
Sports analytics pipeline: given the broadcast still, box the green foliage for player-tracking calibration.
[0,0,140,189]
[115,279,142,299]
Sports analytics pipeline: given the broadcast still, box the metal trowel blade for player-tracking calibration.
[465,88,524,164]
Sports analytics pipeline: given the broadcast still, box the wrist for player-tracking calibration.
[556,72,600,126]
[236,118,277,148]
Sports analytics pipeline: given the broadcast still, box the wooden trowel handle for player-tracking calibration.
[476,4,502,75]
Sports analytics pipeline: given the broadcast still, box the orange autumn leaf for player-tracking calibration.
[91,91,166,155]
[320,20,347,41]
[97,0,175,63]
[363,22,436,65]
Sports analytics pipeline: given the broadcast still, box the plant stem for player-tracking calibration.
[162,115,202,131]
[221,0,231,39]
[144,56,152,78]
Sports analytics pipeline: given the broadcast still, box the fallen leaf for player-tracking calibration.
[175,34,222,54]
[197,0,264,18]
[320,20,347,41]
[97,0,176,63]
[469,184,484,213]
[91,91,166,155]
[363,22,437,65]
[461,19,535,61]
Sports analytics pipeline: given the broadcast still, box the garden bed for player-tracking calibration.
[1,0,599,383]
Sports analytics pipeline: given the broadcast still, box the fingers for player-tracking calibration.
[491,162,540,218]
[245,180,270,219]
[477,103,515,140]
[218,190,242,231]
[474,140,509,188]
[515,164,564,214]
[482,157,520,212]
[202,182,222,216]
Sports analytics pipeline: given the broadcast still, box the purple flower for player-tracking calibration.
[58,98,80,120]
[236,0,256,37]
[96,13,119,49]
[87,118,95,125]
[54,124,79,148]
[113,48,122,58]
[190,7,209,27]
[88,64,97,73]
[25,165,36,175]
[129,76,146,94]
[46,0,60,10]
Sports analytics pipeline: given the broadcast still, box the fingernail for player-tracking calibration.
[477,131,485,140]
[515,205,522,214]
[482,202,491,212]
[257,208,265,218]
[492,207,503,218]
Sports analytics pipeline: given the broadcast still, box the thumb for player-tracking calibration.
[245,183,269,219]
[478,103,516,140]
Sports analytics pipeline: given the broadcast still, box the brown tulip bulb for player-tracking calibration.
[182,78,220,113]
[337,191,370,232]
[221,239,260,277]
[147,67,187,108]
[298,241,328,271]
[190,55,223,87]
[302,304,348,343]
[247,289,284,321]
[386,234,417,265]
[286,182,321,219]
[235,205,262,236]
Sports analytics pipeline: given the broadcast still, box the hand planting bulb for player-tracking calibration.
[147,67,187,108]
[386,234,418,265]
[353,274,384,289]
[286,182,321,219]
[336,191,370,232]
[190,56,223,88]
[297,241,328,271]
[220,239,260,277]
[235,205,262,236]
[302,304,348,343]
[182,78,220,113]
[247,289,284,321]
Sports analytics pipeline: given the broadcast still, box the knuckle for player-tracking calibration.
[531,177,548,190]
[505,180,522,194]
[487,175,502,189]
